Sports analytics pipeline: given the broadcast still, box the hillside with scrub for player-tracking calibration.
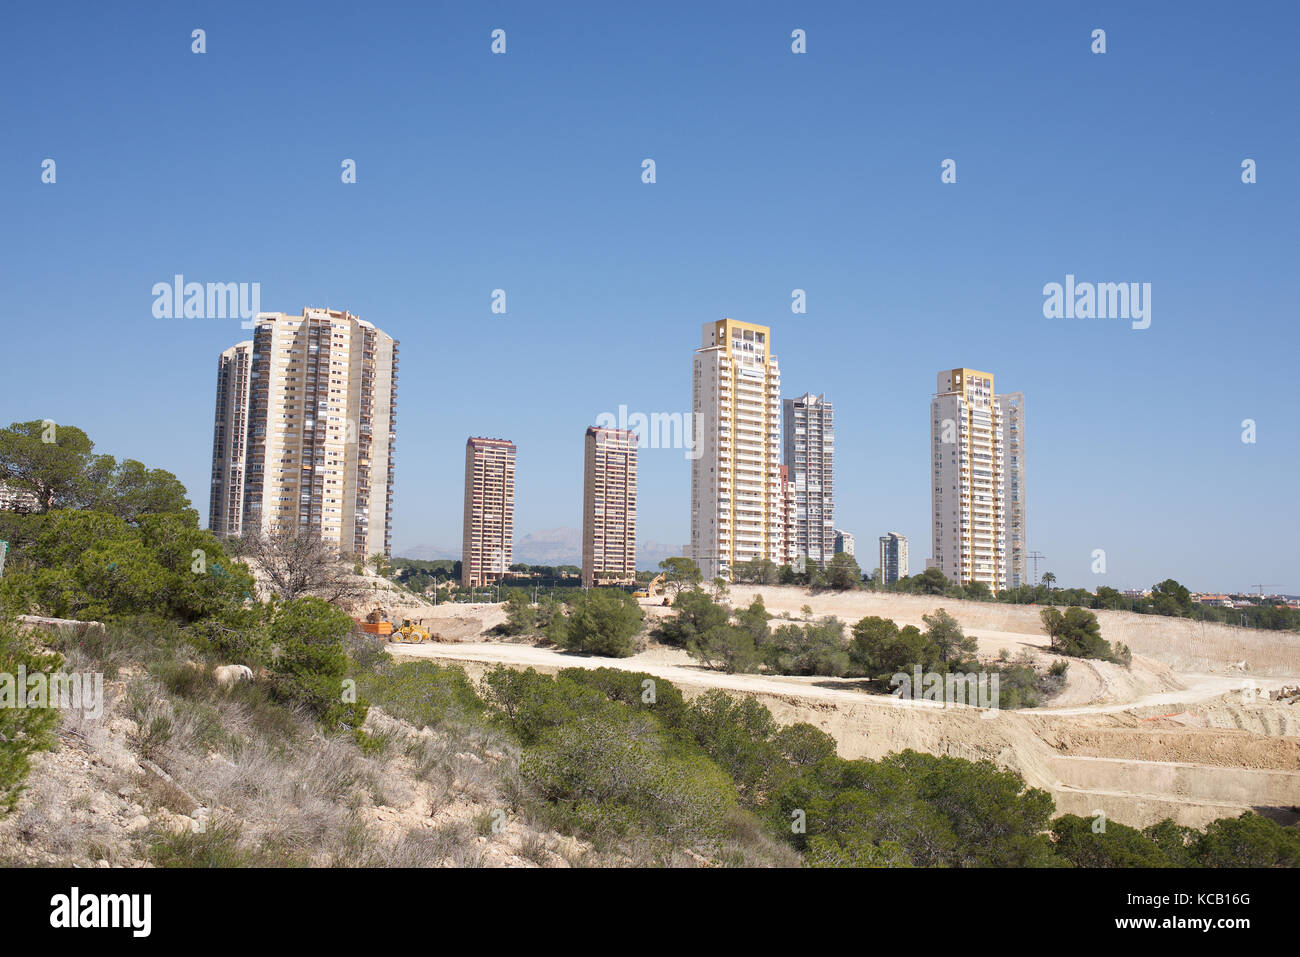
[1,419,1297,868]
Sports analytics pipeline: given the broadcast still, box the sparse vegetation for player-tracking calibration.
[2,420,1294,869]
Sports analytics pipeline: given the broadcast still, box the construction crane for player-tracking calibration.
[1248,584,1280,598]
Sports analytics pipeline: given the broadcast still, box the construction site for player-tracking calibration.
[372,583,1300,830]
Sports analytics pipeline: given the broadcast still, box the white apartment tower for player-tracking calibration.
[690,319,783,581]
[218,308,399,558]
[208,341,252,537]
[929,368,1026,593]
[879,532,908,584]
[783,392,835,567]
[581,426,638,587]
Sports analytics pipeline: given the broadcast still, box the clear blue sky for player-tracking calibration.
[3,1,1297,593]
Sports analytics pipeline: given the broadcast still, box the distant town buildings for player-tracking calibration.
[0,481,41,512]
[1192,591,1298,610]
[208,308,399,557]
[462,437,516,587]
[783,392,835,568]
[833,529,854,557]
[879,532,908,584]
[690,319,784,581]
[581,426,638,587]
[929,368,1026,593]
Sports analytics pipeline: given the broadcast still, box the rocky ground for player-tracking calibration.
[0,660,598,869]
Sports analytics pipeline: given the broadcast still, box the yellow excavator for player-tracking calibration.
[632,573,666,601]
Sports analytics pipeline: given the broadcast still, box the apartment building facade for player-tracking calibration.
[929,368,1025,593]
[581,426,638,587]
[783,392,835,567]
[210,308,399,558]
[778,464,797,566]
[834,529,854,557]
[690,319,783,581]
[997,392,1028,589]
[462,437,516,587]
[0,481,42,513]
[208,341,252,537]
[879,531,908,584]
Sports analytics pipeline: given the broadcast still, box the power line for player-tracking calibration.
[1029,548,1050,587]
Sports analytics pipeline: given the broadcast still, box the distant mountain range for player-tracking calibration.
[514,527,581,565]
[393,543,461,562]
[396,528,683,571]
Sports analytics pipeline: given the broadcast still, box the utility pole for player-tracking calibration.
[1029,551,1046,587]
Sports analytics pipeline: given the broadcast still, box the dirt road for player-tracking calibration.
[389,640,1291,716]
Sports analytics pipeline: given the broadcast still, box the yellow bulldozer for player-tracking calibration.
[355,608,430,643]
[390,618,431,643]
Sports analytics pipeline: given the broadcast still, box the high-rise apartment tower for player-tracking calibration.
[208,341,252,537]
[462,437,516,587]
[783,392,835,567]
[581,426,638,587]
[209,308,399,558]
[690,319,783,581]
[879,532,908,584]
[928,368,1026,593]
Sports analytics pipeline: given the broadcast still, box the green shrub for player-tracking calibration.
[1040,607,1125,663]
[521,710,736,847]
[550,588,644,657]
[0,620,62,815]
[1051,814,1173,867]
[770,750,1058,867]
[1191,812,1300,867]
[479,667,610,746]
[266,597,368,731]
[356,658,486,731]
[657,588,729,648]
[762,618,850,676]
[556,667,688,730]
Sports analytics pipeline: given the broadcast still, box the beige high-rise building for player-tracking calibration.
[690,319,783,581]
[462,437,516,587]
[581,426,638,587]
[929,368,1026,593]
[208,341,253,537]
[213,308,399,558]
